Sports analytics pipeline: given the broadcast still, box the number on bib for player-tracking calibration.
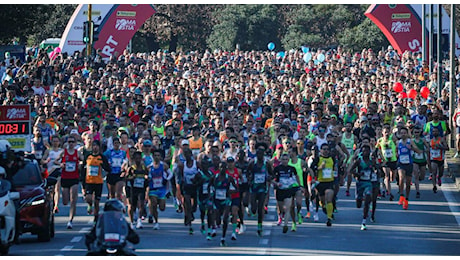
[134,178,145,188]
[384,149,393,158]
[215,189,226,200]
[88,166,99,177]
[400,154,410,164]
[254,173,265,184]
[65,162,76,172]
[430,149,441,158]
[152,177,163,188]
[322,168,332,179]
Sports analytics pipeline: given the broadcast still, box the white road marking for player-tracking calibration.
[70,236,82,243]
[60,246,73,251]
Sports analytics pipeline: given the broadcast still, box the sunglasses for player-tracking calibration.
[68,140,75,143]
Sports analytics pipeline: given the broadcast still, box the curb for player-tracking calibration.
[446,160,460,192]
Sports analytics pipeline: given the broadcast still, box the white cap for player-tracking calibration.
[181,140,190,146]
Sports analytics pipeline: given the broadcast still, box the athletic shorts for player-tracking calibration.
[214,199,231,211]
[414,161,427,168]
[398,163,413,176]
[61,178,79,189]
[149,187,168,199]
[106,173,124,185]
[85,183,103,201]
[198,197,214,212]
[182,184,198,198]
[129,187,146,206]
[383,161,398,171]
[431,160,444,168]
[231,197,241,207]
[355,181,372,200]
[315,181,334,197]
[371,181,380,189]
[275,188,296,202]
[239,183,249,193]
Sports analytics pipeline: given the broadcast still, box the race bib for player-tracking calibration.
[400,154,410,164]
[280,177,291,188]
[112,158,123,168]
[202,183,209,194]
[362,170,371,180]
[254,173,266,184]
[430,149,441,158]
[384,149,393,158]
[322,168,332,179]
[215,189,226,200]
[35,151,43,160]
[88,166,99,177]
[152,177,163,188]
[65,162,76,172]
[371,172,378,182]
[413,152,424,160]
[185,174,194,185]
[242,174,248,183]
[134,178,145,188]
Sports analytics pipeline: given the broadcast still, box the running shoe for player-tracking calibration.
[220,238,226,247]
[87,205,93,215]
[389,193,394,201]
[231,232,237,240]
[200,224,206,234]
[257,229,262,237]
[291,222,297,232]
[54,206,59,214]
[189,227,194,235]
[345,190,350,196]
[437,177,442,186]
[398,196,404,205]
[148,215,153,224]
[211,229,217,237]
[297,212,303,224]
[429,174,433,181]
[305,212,311,219]
[403,199,408,210]
[454,152,459,158]
[333,207,338,213]
[238,224,246,234]
[277,215,282,226]
[433,186,438,193]
[416,192,420,199]
[136,218,143,229]
[326,218,332,227]
[130,223,135,230]
[381,190,386,198]
[66,221,73,229]
[361,224,367,230]
[370,216,375,223]
[153,223,160,230]
[282,225,288,233]
[264,206,268,214]
[313,212,319,222]
[206,235,212,241]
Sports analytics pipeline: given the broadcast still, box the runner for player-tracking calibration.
[192,156,215,240]
[396,127,421,209]
[125,151,149,229]
[342,122,358,196]
[103,137,128,201]
[288,147,307,230]
[57,135,83,229]
[429,127,449,193]
[147,149,173,230]
[376,125,398,201]
[248,142,273,236]
[83,140,111,223]
[348,144,377,230]
[225,156,243,240]
[178,148,200,234]
[272,153,300,233]
[235,149,250,233]
[411,125,430,198]
[41,135,63,213]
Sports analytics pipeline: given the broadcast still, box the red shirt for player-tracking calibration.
[61,148,79,179]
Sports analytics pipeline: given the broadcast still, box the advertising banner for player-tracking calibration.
[0,105,32,152]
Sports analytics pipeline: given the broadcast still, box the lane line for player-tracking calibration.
[70,236,82,243]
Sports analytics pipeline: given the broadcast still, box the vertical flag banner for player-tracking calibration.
[92,4,156,61]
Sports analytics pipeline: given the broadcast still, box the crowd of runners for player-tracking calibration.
[1,44,459,246]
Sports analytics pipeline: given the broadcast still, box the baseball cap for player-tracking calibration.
[226,156,235,162]
[143,139,153,146]
[181,139,190,146]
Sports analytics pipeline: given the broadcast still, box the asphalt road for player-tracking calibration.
[7,175,460,256]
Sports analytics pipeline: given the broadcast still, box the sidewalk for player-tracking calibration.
[445,150,460,192]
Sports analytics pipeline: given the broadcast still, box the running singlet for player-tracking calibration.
[31,138,46,160]
[288,158,304,187]
[250,159,269,193]
[274,164,297,190]
[149,162,167,190]
[183,160,198,186]
[317,157,334,183]
[104,149,127,174]
[85,154,105,184]
[226,167,240,199]
[47,149,63,171]
[398,139,412,165]
[127,164,148,188]
[357,157,376,182]
[341,133,355,156]
[377,138,397,162]
[214,174,231,202]
[430,138,444,161]
[412,138,426,163]
[61,149,79,179]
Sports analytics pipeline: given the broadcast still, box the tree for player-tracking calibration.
[207,5,281,51]
[338,18,389,52]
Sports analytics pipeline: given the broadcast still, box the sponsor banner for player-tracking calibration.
[365,4,424,55]
[366,4,460,56]
[59,4,114,56]
[0,105,30,121]
[93,4,156,61]
[4,137,29,151]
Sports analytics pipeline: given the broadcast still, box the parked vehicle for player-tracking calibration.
[0,168,20,255]
[11,159,57,242]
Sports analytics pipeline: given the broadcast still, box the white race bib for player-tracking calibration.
[430,149,441,158]
[362,170,371,180]
[65,162,76,172]
[413,152,424,160]
[88,165,99,176]
[400,154,410,164]
[152,177,163,188]
[254,173,266,184]
[112,158,123,168]
[384,149,393,158]
[215,189,226,200]
[322,168,332,179]
[134,178,145,188]
[202,183,209,194]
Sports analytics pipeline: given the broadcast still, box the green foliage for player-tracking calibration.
[338,18,389,52]
[207,5,281,51]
